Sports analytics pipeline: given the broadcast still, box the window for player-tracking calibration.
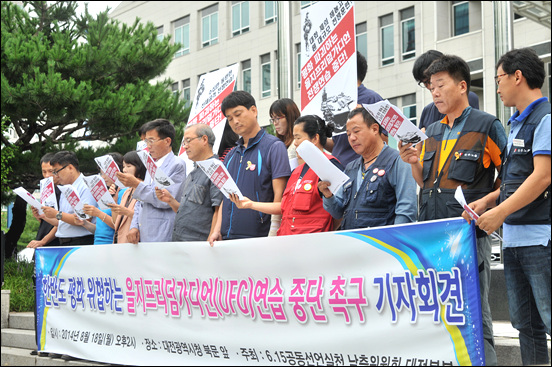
[173,16,190,58]
[171,82,179,97]
[400,7,415,61]
[232,1,249,36]
[356,22,367,60]
[182,79,191,108]
[296,43,301,89]
[300,1,318,9]
[156,26,164,42]
[261,53,271,98]
[265,1,277,24]
[452,1,469,36]
[242,60,251,94]
[202,4,218,47]
[402,94,417,127]
[380,14,394,66]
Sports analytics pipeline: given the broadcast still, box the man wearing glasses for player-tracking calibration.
[117,119,186,244]
[399,55,507,366]
[462,48,551,366]
[41,151,97,246]
[412,50,480,133]
[155,124,223,242]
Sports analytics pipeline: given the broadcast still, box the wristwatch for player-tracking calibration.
[55,211,63,220]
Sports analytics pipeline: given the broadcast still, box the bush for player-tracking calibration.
[1,257,35,312]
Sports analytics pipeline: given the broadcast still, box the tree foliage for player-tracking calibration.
[1,1,190,192]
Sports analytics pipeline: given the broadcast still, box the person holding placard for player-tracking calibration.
[27,153,60,249]
[320,107,417,229]
[108,151,147,244]
[209,91,291,244]
[229,115,343,236]
[155,124,223,242]
[398,55,507,366]
[41,151,97,246]
[116,119,186,244]
[75,152,127,245]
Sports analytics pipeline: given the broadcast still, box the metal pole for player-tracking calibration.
[493,1,514,127]
[277,1,293,99]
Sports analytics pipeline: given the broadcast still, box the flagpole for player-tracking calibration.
[277,1,293,99]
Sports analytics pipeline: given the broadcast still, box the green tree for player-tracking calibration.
[1,1,190,255]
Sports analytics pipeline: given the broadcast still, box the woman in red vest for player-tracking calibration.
[229,115,343,235]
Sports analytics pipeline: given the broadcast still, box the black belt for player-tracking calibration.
[58,235,94,245]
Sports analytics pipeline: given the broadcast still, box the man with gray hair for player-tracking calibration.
[155,124,223,242]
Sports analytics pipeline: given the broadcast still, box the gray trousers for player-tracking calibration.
[477,235,497,366]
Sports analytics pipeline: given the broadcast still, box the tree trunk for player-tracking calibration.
[4,196,27,259]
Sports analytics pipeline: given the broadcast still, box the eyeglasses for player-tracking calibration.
[182,136,202,146]
[417,80,430,89]
[52,165,69,176]
[145,138,164,146]
[269,116,284,124]
[494,73,509,86]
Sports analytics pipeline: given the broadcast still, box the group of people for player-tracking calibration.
[27,48,549,366]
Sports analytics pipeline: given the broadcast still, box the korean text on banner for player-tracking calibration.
[35,218,485,366]
[179,64,239,158]
[301,1,356,135]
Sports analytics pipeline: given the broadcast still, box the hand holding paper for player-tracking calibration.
[455,186,502,241]
[296,141,349,194]
[196,158,244,200]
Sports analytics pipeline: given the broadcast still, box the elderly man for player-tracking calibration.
[155,124,223,242]
[319,107,417,229]
[117,119,186,243]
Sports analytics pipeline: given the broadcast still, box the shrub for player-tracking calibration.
[2,257,35,312]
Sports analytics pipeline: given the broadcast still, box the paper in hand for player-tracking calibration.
[137,150,175,187]
[362,100,427,145]
[296,140,349,194]
[196,158,244,200]
[14,187,44,215]
[454,186,502,241]
[94,155,126,188]
[83,175,116,210]
[58,185,90,220]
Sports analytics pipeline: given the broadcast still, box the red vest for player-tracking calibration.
[277,153,337,236]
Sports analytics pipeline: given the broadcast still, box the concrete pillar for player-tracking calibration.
[493,1,515,127]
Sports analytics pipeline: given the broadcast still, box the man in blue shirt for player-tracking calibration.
[209,91,291,243]
[463,48,551,366]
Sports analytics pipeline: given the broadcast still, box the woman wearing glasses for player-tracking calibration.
[229,115,343,236]
[269,98,301,160]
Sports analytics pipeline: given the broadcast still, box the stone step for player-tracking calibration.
[0,346,111,366]
[8,311,34,331]
[1,328,36,350]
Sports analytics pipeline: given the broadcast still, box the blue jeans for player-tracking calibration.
[503,242,551,366]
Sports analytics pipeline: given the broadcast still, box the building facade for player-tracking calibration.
[109,1,551,134]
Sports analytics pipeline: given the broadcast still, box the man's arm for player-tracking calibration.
[391,158,418,224]
[475,154,551,234]
[27,226,57,248]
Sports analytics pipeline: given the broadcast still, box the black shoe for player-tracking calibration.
[38,352,49,357]
[61,354,76,361]
[49,353,62,358]
[30,350,38,356]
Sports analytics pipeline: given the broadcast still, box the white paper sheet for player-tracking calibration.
[296,141,349,194]
[362,100,428,145]
[40,177,57,210]
[14,187,44,214]
[196,158,243,200]
[137,150,175,187]
[83,175,116,210]
[94,155,125,188]
[58,185,90,220]
[454,186,503,241]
